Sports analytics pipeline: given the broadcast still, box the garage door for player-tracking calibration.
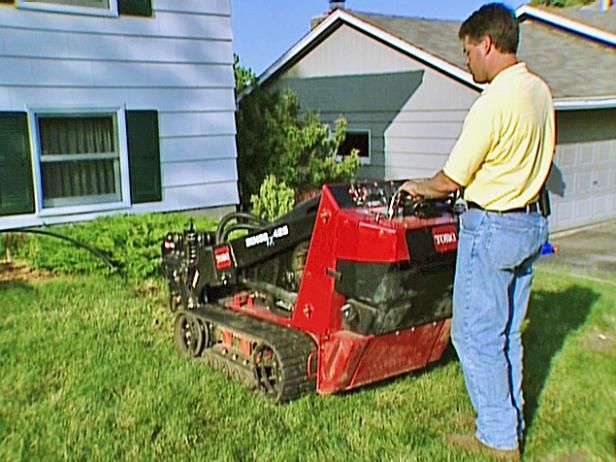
[550,109,616,232]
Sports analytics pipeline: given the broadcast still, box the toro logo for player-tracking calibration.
[214,245,232,270]
[432,225,458,253]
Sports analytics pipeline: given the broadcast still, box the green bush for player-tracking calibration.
[235,60,361,206]
[14,213,217,280]
[250,175,295,221]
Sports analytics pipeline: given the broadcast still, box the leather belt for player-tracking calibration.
[466,201,541,214]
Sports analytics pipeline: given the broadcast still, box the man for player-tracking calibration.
[400,3,554,460]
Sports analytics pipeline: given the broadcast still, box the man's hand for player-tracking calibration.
[399,171,460,200]
[399,180,424,199]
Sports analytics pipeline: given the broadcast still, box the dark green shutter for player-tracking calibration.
[118,0,152,17]
[126,110,162,204]
[0,113,35,216]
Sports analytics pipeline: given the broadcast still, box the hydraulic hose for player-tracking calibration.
[1,227,118,272]
[215,211,269,244]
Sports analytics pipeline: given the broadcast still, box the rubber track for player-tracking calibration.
[192,304,317,403]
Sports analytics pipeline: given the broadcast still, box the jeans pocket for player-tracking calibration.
[460,209,487,235]
[486,217,541,270]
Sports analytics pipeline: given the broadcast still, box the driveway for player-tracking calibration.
[536,219,616,281]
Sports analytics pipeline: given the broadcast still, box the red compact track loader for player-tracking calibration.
[161,180,458,403]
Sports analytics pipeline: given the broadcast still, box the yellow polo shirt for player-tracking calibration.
[443,63,555,210]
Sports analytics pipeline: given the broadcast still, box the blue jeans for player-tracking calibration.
[451,208,548,450]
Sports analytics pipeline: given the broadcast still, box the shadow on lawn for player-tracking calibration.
[0,279,35,293]
[523,285,598,430]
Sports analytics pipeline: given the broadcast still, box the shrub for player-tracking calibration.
[235,58,360,206]
[14,212,217,280]
[250,175,295,221]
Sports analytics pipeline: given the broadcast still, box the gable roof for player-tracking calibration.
[349,12,467,71]
[260,9,481,91]
[259,6,616,110]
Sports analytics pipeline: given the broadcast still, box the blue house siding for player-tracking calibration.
[0,0,238,230]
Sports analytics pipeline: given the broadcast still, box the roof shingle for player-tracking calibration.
[349,9,616,99]
[536,4,616,35]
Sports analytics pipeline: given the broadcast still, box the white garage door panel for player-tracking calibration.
[574,197,594,221]
[592,194,610,218]
[592,169,610,192]
[558,200,574,221]
[550,110,616,232]
[557,144,577,166]
[575,171,593,194]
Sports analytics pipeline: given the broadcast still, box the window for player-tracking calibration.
[17,0,118,16]
[23,0,109,8]
[16,0,153,17]
[338,129,371,164]
[1,108,160,217]
[35,113,123,209]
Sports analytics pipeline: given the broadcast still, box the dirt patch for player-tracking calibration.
[132,279,164,298]
[583,328,616,354]
[543,448,591,462]
[0,261,56,284]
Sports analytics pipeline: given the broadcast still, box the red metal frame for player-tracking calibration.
[223,185,457,395]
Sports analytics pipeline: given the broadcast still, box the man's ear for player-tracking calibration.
[481,35,494,56]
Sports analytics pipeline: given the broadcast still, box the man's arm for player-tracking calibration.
[400,171,460,199]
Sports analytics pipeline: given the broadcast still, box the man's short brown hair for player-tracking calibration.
[458,3,519,53]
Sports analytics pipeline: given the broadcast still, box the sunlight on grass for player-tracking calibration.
[0,270,613,461]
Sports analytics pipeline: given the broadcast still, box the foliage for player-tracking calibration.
[234,59,361,211]
[269,100,360,198]
[234,65,279,204]
[250,175,295,222]
[233,54,256,96]
[530,0,594,6]
[13,212,217,280]
[0,270,614,461]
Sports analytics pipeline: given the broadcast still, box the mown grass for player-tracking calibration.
[0,270,614,461]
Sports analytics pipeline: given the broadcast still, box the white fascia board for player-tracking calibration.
[554,97,616,110]
[257,11,340,85]
[516,5,616,46]
[258,9,482,90]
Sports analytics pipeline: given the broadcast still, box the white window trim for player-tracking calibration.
[16,0,118,17]
[337,128,372,165]
[27,106,132,217]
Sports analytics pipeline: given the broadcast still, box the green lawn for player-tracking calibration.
[0,268,614,461]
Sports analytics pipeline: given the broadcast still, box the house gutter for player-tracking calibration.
[516,5,616,47]
[554,97,616,110]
